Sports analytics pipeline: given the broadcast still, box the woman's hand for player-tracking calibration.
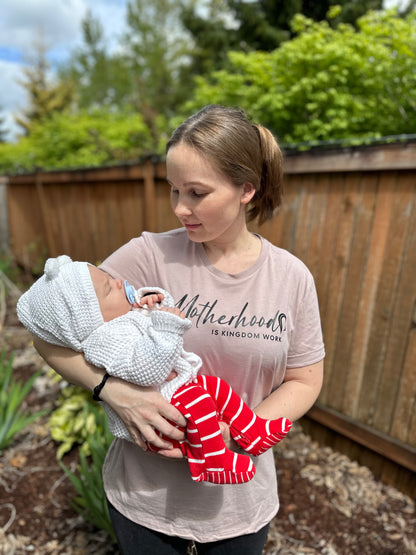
[218,421,240,452]
[32,337,186,459]
[101,376,186,458]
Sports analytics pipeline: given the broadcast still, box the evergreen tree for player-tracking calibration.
[0,109,9,143]
[15,37,74,135]
[181,0,384,72]
[121,0,193,140]
[60,1,194,147]
[58,11,131,109]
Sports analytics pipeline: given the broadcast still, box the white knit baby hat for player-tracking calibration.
[17,255,104,350]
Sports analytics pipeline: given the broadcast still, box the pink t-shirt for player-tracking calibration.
[100,228,325,542]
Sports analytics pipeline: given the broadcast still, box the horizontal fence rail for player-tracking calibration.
[5,143,416,497]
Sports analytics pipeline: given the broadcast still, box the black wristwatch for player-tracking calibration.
[92,373,110,401]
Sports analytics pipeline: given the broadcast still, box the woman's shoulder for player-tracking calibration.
[141,227,187,248]
[261,236,313,278]
[101,228,186,271]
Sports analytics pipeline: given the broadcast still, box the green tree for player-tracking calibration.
[60,1,194,148]
[182,9,416,144]
[58,11,131,110]
[121,0,193,140]
[180,0,237,74]
[0,109,8,143]
[15,37,74,135]
[180,0,384,73]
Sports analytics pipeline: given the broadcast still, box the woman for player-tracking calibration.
[34,105,325,554]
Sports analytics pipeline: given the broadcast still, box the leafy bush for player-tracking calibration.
[0,350,47,451]
[49,384,109,459]
[59,404,115,539]
[183,9,416,144]
[0,108,156,174]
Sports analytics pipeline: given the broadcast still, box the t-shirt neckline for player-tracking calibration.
[194,234,268,280]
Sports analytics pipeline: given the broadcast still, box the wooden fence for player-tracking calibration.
[5,143,416,497]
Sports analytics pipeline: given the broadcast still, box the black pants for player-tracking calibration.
[108,501,270,555]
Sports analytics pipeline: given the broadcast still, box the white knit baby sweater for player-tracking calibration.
[82,307,202,442]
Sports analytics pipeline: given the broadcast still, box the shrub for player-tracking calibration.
[0,350,47,451]
[59,404,115,539]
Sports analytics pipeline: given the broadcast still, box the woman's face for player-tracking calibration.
[166,143,254,245]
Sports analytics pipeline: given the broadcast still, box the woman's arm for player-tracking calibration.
[254,360,324,422]
[33,336,186,457]
[219,360,323,450]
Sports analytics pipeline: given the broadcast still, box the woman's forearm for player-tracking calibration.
[32,335,186,455]
[255,360,324,422]
[33,336,107,391]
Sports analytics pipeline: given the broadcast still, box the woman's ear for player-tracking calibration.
[241,182,256,205]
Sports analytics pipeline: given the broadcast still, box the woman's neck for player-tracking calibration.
[203,229,261,274]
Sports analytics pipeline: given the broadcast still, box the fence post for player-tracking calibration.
[0,176,10,254]
[143,159,157,231]
[35,171,57,257]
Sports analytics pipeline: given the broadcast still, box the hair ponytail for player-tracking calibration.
[248,124,283,225]
[167,105,284,225]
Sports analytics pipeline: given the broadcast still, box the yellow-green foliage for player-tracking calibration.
[0,351,47,451]
[49,384,108,459]
[184,9,416,144]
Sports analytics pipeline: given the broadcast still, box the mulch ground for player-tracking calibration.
[1,281,415,555]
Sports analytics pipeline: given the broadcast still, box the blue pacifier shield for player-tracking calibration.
[124,280,136,305]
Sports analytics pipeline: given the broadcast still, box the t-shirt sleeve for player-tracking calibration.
[286,270,325,368]
[99,234,155,286]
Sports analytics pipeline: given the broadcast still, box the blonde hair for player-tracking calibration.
[167,105,283,225]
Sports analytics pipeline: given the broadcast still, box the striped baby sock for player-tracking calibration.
[171,383,255,484]
[197,375,292,456]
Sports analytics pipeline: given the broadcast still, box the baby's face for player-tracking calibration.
[89,266,132,322]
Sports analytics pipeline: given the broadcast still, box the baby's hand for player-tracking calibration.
[139,292,164,308]
[166,370,178,382]
[159,306,186,319]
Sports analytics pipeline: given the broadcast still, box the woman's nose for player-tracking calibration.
[173,197,192,217]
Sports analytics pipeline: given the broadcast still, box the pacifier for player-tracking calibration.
[124,280,139,305]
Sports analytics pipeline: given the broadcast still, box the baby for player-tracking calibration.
[17,255,291,484]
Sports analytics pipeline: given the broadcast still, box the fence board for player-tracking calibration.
[356,173,399,425]
[7,183,45,267]
[316,173,346,403]
[343,175,391,418]
[326,173,365,411]
[372,173,416,435]
[300,174,329,279]
[391,329,416,444]
[341,174,378,414]
[324,173,363,410]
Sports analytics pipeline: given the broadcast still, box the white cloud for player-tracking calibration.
[0,0,129,141]
[0,60,27,141]
[0,0,87,55]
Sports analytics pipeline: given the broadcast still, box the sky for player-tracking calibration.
[0,0,130,141]
[0,0,402,142]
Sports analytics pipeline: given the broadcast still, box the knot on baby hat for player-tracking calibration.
[44,254,72,280]
[17,255,104,350]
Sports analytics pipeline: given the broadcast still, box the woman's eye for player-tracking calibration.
[192,190,206,198]
[170,188,179,195]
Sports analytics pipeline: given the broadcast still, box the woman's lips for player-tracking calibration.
[184,223,201,231]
